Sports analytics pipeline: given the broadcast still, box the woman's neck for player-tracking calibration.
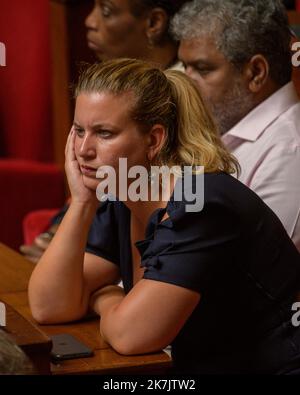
[126,199,167,231]
[123,176,176,232]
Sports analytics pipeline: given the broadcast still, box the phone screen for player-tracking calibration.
[50,333,94,361]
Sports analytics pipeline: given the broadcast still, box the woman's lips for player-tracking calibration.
[80,165,97,177]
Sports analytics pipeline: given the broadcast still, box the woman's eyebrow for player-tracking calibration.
[73,122,83,128]
[73,121,120,132]
[91,122,119,131]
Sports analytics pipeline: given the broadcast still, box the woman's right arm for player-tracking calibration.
[28,130,120,324]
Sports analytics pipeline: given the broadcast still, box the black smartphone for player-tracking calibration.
[50,333,94,362]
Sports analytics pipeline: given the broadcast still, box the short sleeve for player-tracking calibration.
[85,201,120,266]
[139,201,241,294]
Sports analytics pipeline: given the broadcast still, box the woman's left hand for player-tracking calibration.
[65,128,98,206]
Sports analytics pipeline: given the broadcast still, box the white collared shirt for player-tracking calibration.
[222,82,300,251]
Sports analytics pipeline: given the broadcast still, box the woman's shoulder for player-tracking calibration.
[203,171,255,197]
[168,171,259,214]
[164,171,274,233]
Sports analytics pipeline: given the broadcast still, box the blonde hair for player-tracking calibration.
[75,58,239,174]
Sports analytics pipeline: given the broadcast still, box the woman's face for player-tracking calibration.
[73,91,150,191]
[85,0,150,61]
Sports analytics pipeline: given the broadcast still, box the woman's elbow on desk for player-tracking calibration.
[28,267,91,324]
[108,335,165,357]
[100,312,166,356]
[28,281,89,325]
[96,280,200,356]
[29,299,88,325]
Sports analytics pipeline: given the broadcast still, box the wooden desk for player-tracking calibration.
[0,243,172,374]
[0,243,34,292]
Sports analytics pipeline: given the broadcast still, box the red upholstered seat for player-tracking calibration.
[0,159,64,249]
[0,1,65,249]
[22,208,61,246]
[0,1,53,160]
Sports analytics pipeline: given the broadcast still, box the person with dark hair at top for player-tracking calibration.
[85,0,190,69]
[20,0,192,263]
[29,58,300,374]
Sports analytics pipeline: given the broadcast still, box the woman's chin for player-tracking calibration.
[82,176,99,192]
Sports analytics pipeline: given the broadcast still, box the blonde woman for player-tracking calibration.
[29,59,300,374]
[20,0,190,263]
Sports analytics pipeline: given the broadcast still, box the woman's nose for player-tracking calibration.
[78,134,96,159]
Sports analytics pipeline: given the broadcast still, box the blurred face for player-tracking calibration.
[179,36,255,134]
[73,92,149,191]
[85,0,149,61]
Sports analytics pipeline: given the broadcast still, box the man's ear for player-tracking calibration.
[147,124,166,162]
[243,54,270,93]
[145,8,169,45]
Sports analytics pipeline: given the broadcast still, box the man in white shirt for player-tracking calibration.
[172,0,300,251]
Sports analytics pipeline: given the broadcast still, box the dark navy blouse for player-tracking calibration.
[86,172,300,374]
